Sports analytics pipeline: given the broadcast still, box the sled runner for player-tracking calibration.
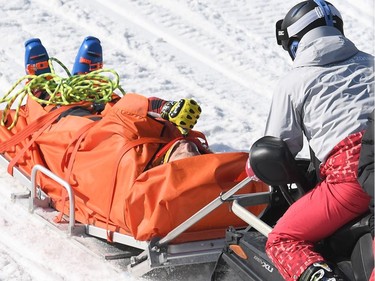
[0,90,269,278]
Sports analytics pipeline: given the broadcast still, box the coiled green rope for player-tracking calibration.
[0,58,126,129]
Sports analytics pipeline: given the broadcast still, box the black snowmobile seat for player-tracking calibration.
[249,136,311,194]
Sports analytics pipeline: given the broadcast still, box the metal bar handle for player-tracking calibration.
[157,176,254,246]
[232,199,272,237]
[30,164,75,235]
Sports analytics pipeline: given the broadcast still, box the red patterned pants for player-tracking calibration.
[265,132,371,281]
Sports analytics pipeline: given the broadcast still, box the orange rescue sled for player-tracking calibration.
[0,93,270,277]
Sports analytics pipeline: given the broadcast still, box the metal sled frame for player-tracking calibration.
[1,153,272,277]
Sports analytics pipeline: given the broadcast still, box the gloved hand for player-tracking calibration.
[161,98,201,135]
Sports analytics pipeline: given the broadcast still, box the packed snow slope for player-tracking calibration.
[0,0,373,280]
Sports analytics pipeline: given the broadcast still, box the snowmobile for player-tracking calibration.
[212,136,374,281]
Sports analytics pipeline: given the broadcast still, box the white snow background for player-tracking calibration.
[0,0,373,280]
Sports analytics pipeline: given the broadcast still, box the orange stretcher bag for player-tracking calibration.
[0,93,268,241]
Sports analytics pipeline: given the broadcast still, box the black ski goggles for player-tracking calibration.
[275,19,289,49]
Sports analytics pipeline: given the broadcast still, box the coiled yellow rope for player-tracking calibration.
[0,58,126,129]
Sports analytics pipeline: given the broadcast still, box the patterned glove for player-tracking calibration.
[161,98,202,135]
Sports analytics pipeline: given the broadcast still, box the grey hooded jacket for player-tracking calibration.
[265,26,374,162]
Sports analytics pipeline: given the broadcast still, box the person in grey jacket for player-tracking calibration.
[264,1,374,280]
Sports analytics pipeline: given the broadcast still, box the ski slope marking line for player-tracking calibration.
[94,0,258,91]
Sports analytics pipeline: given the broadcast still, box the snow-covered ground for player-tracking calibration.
[0,0,373,280]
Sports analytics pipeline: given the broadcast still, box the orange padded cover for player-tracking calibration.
[0,93,268,241]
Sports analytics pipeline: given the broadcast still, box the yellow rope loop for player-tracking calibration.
[0,59,126,129]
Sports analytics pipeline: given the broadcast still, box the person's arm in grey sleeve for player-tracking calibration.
[264,85,304,157]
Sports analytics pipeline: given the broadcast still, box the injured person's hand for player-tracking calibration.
[161,98,201,135]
